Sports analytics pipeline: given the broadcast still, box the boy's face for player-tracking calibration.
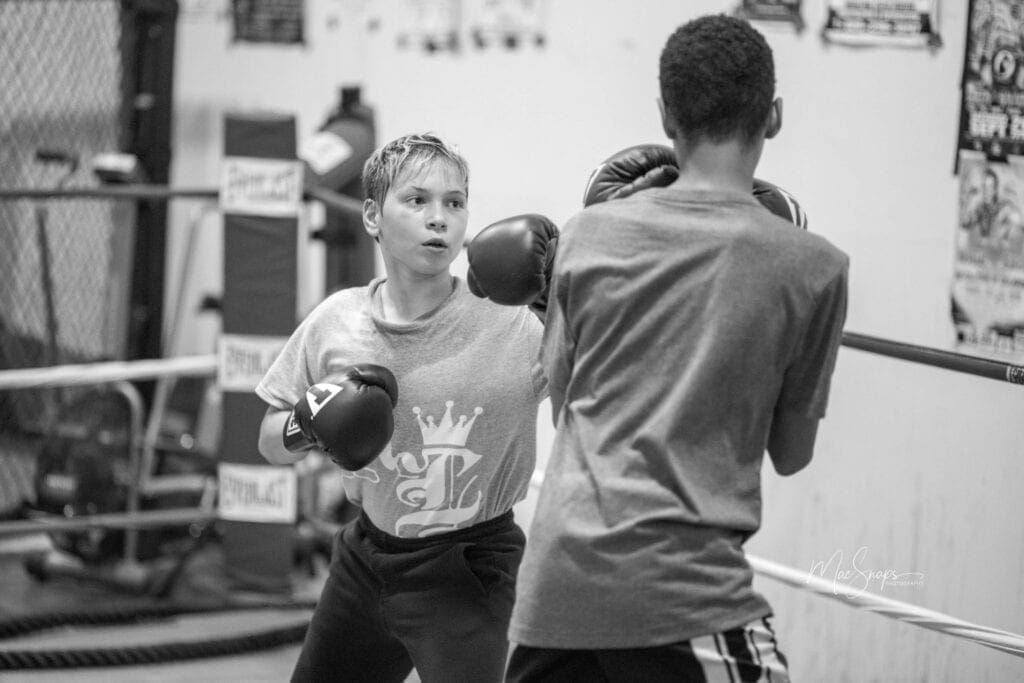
[364,159,468,279]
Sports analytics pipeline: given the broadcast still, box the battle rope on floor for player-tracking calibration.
[0,599,316,670]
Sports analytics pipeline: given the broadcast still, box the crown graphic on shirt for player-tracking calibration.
[413,401,483,448]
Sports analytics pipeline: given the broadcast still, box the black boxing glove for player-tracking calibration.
[466,213,559,317]
[582,144,679,206]
[583,143,809,230]
[752,178,808,230]
[284,363,399,471]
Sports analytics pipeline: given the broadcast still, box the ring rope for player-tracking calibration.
[841,332,1024,385]
[1,331,1021,393]
[0,183,363,218]
[528,472,1024,659]
[0,509,217,537]
[0,186,218,200]
[747,555,1024,658]
[0,355,216,390]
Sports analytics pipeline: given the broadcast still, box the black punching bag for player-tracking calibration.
[303,86,376,294]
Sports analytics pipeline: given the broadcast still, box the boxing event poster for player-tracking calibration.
[821,0,941,47]
[733,0,806,32]
[952,151,1024,362]
[231,0,304,44]
[958,0,1024,160]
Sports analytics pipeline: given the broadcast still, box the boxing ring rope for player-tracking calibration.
[1,333,1022,393]
[0,183,364,215]
[0,355,217,390]
[842,332,1024,385]
[2,507,217,537]
[0,186,219,201]
[743,556,1024,659]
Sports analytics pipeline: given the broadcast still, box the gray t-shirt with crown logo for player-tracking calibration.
[256,277,545,538]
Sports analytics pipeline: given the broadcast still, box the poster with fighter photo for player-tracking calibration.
[952,151,1024,362]
[958,0,1024,160]
[734,0,805,33]
[821,0,941,47]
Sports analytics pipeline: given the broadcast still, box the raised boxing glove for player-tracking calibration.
[284,363,399,471]
[752,178,808,230]
[466,213,559,315]
[582,144,679,206]
[582,143,808,230]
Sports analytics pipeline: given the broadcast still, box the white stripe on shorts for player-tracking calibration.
[687,618,790,683]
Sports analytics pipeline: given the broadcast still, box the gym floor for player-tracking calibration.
[0,532,421,682]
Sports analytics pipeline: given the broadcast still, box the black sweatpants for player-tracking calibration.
[291,509,525,683]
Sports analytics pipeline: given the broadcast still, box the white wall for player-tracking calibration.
[171,2,1024,680]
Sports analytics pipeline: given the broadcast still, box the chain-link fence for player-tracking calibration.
[0,0,135,514]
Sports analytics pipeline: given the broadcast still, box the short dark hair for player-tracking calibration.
[659,15,775,143]
[362,133,469,208]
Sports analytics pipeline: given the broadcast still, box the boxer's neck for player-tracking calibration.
[379,273,455,324]
[668,135,763,195]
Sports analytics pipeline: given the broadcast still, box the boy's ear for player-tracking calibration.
[765,97,783,140]
[363,198,381,240]
[657,98,677,139]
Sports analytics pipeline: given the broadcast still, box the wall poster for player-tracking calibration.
[822,0,941,47]
[734,0,805,32]
[953,151,1024,362]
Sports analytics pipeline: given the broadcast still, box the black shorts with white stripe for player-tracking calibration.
[506,617,790,683]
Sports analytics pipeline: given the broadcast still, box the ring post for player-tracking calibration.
[217,112,302,593]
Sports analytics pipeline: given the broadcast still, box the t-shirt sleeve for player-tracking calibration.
[539,268,575,422]
[777,263,849,418]
[532,358,549,402]
[254,311,319,410]
[524,310,549,401]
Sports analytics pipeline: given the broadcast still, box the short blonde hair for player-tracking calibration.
[362,133,469,207]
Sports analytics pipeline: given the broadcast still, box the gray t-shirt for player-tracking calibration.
[510,186,849,648]
[256,277,546,538]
